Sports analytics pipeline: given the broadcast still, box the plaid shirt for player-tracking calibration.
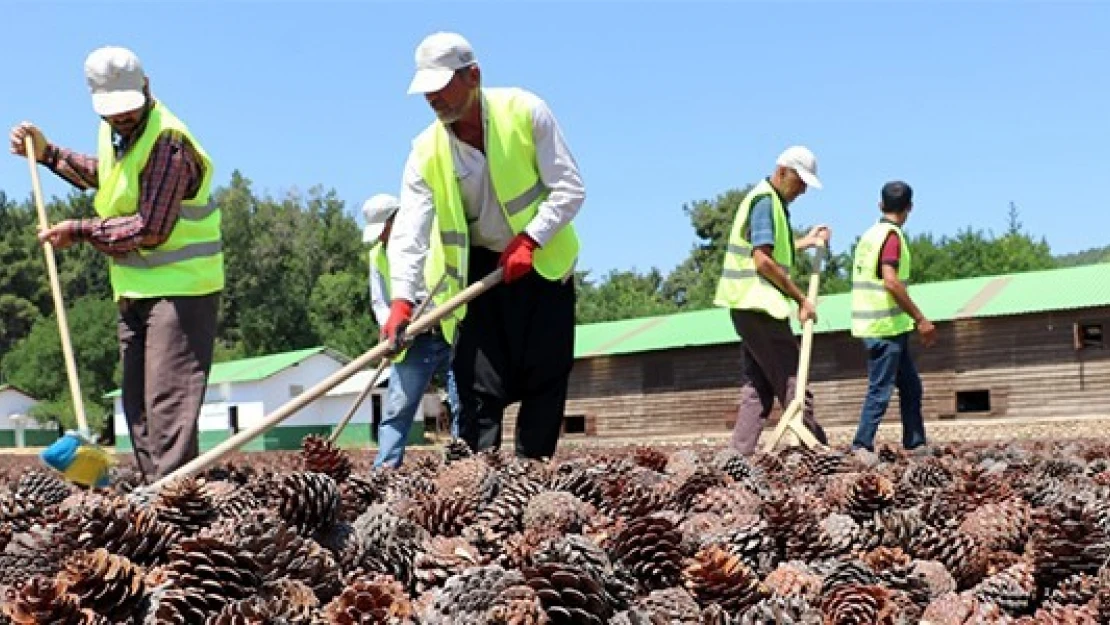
[42,104,203,256]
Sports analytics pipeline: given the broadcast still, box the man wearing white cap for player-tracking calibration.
[9,46,222,481]
[362,193,459,467]
[714,146,831,455]
[385,32,586,460]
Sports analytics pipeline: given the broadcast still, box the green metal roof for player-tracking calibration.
[104,346,345,399]
[575,263,1110,358]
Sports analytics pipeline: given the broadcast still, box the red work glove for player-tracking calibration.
[499,233,539,283]
[382,299,414,350]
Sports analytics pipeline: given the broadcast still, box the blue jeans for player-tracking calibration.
[373,332,460,468]
[851,332,926,451]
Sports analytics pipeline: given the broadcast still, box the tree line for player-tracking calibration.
[0,174,1105,433]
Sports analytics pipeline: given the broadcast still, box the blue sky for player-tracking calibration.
[3,1,1108,280]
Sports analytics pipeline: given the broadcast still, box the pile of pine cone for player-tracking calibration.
[3,435,1110,624]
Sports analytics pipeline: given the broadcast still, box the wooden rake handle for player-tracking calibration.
[761,242,828,453]
[150,268,503,490]
[24,136,91,437]
[327,272,449,444]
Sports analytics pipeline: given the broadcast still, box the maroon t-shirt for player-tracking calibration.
[877,230,901,279]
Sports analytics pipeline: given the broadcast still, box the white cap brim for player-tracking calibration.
[363,222,386,244]
[92,90,145,117]
[797,168,823,190]
[407,67,455,95]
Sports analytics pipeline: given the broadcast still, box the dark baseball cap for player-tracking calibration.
[881,181,913,212]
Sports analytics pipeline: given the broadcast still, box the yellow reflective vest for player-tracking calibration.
[94,101,222,301]
[713,178,796,319]
[410,87,579,344]
[851,220,914,338]
[370,239,443,363]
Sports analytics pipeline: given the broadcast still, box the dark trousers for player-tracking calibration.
[729,309,828,454]
[852,332,926,451]
[118,293,219,482]
[454,247,576,459]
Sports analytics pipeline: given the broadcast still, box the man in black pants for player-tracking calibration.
[383,32,586,460]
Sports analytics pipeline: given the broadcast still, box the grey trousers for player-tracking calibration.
[118,293,219,481]
[729,309,828,455]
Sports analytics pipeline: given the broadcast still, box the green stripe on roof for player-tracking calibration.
[576,262,1110,358]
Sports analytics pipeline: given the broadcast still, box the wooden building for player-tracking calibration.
[504,263,1110,442]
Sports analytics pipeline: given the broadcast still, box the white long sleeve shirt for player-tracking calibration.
[388,88,586,304]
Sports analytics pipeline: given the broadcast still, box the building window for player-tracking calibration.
[289,384,304,398]
[1076,322,1104,349]
[956,390,991,413]
[642,358,675,392]
[228,406,239,433]
[564,415,587,435]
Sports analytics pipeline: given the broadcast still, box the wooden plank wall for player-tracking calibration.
[499,308,1110,443]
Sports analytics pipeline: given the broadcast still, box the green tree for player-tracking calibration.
[308,271,375,358]
[576,268,677,323]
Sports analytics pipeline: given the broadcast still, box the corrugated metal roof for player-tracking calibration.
[576,263,1110,358]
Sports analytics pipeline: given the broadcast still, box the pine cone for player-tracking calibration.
[1,515,79,583]
[548,466,606,508]
[764,561,823,600]
[522,490,591,534]
[340,473,390,522]
[844,472,895,523]
[301,434,352,483]
[688,485,762,520]
[215,510,343,602]
[665,468,728,512]
[352,504,430,587]
[631,446,669,473]
[206,578,318,624]
[442,437,474,463]
[521,561,613,623]
[433,456,497,503]
[1029,495,1110,590]
[143,584,213,624]
[3,575,108,625]
[738,596,822,624]
[908,526,987,589]
[413,535,484,593]
[633,587,701,623]
[155,477,217,536]
[1048,572,1100,606]
[609,515,684,591]
[323,574,415,624]
[484,583,549,625]
[419,564,529,625]
[56,548,147,621]
[532,534,636,612]
[702,515,777,576]
[315,520,365,575]
[477,478,545,537]
[0,472,72,531]
[600,479,666,520]
[820,559,881,594]
[682,545,768,615]
[901,460,954,490]
[972,560,1037,616]
[71,495,181,565]
[866,508,924,550]
[1015,602,1100,624]
[958,498,1032,552]
[761,491,815,560]
[0,522,10,552]
[206,481,265,522]
[407,493,479,537]
[159,535,264,613]
[277,471,340,536]
[819,584,896,625]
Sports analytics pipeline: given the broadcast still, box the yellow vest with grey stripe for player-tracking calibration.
[94,101,223,301]
[411,87,580,344]
[851,221,914,337]
[370,232,446,363]
[713,179,796,319]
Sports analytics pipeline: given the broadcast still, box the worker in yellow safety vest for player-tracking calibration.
[362,193,460,467]
[714,146,831,455]
[9,46,221,481]
[850,181,936,463]
[383,32,586,460]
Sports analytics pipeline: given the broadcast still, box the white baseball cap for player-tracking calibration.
[776,145,823,189]
[85,46,147,117]
[407,32,478,95]
[362,194,400,243]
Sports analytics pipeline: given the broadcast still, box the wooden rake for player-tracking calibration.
[760,242,830,454]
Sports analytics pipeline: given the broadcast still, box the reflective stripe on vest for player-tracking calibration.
[713,178,796,319]
[412,87,580,344]
[850,221,914,338]
[94,101,223,300]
